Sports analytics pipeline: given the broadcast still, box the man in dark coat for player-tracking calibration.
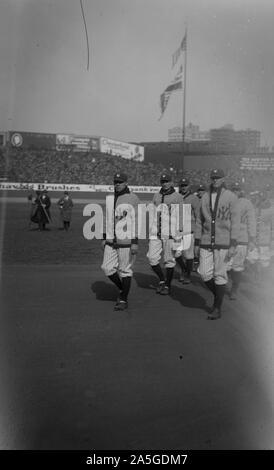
[31,190,51,231]
[57,191,74,230]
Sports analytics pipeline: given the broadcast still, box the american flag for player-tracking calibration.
[172,33,187,68]
[159,66,183,119]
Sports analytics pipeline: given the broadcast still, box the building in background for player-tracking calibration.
[209,124,236,153]
[168,123,210,142]
[210,124,261,154]
[169,123,262,154]
[234,128,261,153]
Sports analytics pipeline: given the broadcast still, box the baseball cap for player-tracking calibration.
[179,177,190,186]
[210,168,225,179]
[113,172,127,183]
[160,173,172,183]
[231,181,241,191]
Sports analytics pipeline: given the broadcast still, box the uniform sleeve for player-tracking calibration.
[246,200,256,241]
[230,193,240,246]
[193,195,200,221]
[175,193,184,233]
[194,200,202,245]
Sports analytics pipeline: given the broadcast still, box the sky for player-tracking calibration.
[0,0,274,146]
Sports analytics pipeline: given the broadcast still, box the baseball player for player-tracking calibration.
[175,177,200,283]
[147,173,184,295]
[246,189,274,281]
[196,184,206,200]
[193,183,206,271]
[226,182,256,299]
[101,172,139,311]
[194,169,240,320]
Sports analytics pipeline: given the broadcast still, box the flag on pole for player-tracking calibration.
[172,33,187,68]
[159,66,183,119]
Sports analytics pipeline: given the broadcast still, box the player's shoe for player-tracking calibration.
[160,285,171,295]
[156,281,165,294]
[229,288,237,300]
[182,275,191,284]
[114,300,128,311]
[207,308,222,320]
[117,290,123,301]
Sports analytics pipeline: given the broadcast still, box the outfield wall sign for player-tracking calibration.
[0,182,160,193]
[240,157,274,170]
[56,134,99,152]
[99,137,144,161]
[9,131,56,149]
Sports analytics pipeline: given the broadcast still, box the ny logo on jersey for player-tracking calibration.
[217,206,230,221]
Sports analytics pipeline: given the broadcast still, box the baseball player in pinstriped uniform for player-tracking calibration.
[193,184,206,272]
[101,172,139,311]
[147,173,184,295]
[226,181,256,300]
[175,177,200,284]
[194,169,240,320]
[246,189,274,281]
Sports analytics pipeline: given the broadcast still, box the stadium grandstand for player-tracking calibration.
[1,145,274,194]
[1,129,274,193]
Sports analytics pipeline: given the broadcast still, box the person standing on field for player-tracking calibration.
[57,191,74,231]
[101,172,139,311]
[175,177,200,284]
[147,173,184,295]
[195,169,240,320]
[226,182,256,300]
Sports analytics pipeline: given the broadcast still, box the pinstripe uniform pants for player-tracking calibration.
[174,234,194,260]
[198,248,228,285]
[226,245,247,272]
[147,239,176,268]
[246,246,271,268]
[101,245,135,277]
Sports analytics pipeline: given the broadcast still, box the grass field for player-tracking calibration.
[1,194,274,450]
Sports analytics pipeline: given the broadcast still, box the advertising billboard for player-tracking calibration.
[240,156,274,171]
[56,134,99,152]
[9,131,56,149]
[99,137,144,161]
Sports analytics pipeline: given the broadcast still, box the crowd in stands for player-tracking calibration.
[0,146,274,193]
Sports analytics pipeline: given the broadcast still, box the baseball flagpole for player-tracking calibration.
[181,27,187,173]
